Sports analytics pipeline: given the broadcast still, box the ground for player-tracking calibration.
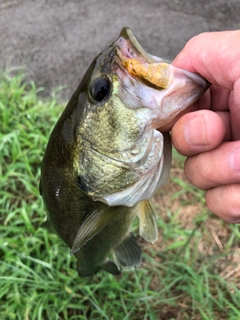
[0,0,240,100]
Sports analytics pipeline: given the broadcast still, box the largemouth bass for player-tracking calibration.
[40,27,210,276]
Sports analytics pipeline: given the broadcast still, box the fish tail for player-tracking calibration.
[102,261,121,275]
[76,259,120,277]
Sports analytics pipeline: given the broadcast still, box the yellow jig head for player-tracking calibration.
[122,58,173,89]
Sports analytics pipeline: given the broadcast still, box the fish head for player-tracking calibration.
[73,27,210,207]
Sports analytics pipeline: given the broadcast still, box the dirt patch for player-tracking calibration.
[150,157,240,283]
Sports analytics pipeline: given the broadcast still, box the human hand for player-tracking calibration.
[171,31,240,223]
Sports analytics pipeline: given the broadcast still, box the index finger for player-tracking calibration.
[172,31,240,90]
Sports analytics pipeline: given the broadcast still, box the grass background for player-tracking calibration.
[1,70,240,320]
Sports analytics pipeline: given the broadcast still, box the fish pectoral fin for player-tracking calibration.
[137,200,158,243]
[102,261,121,275]
[71,208,117,255]
[113,233,142,268]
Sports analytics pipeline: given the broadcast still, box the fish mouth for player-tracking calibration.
[117,27,158,64]
[115,27,211,130]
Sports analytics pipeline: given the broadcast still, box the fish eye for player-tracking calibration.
[90,77,111,102]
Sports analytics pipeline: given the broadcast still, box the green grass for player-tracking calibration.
[1,70,240,320]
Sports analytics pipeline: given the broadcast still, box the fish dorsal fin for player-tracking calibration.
[137,200,158,243]
[71,208,116,255]
[113,233,142,268]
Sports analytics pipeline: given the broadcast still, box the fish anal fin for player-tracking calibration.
[71,208,117,255]
[137,200,158,243]
[114,233,142,269]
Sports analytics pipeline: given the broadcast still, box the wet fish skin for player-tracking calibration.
[40,27,210,276]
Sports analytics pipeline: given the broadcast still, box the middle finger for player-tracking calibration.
[185,141,240,189]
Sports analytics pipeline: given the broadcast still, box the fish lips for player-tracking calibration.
[115,27,210,131]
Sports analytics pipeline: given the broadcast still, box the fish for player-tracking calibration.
[40,27,210,277]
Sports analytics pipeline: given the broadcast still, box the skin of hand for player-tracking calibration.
[171,30,240,223]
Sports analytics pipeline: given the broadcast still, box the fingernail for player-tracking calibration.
[230,148,240,172]
[184,115,208,146]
